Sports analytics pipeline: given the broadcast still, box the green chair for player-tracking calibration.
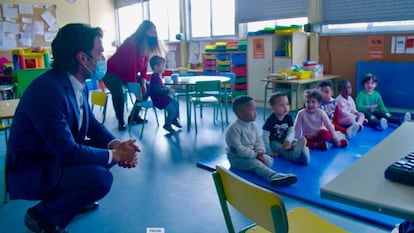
[127,82,159,138]
[90,90,108,123]
[212,165,349,233]
[190,80,224,133]
[14,68,49,98]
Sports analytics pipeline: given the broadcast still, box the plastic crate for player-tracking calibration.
[235,76,247,84]
[216,53,230,60]
[231,53,246,66]
[217,65,231,72]
[278,70,312,79]
[232,65,247,76]
[203,70,217,75]
[216,60,231,65]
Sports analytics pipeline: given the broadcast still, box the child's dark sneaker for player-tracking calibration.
[270,173,297,186]
[172,119,182,128]
[163,124,176,133]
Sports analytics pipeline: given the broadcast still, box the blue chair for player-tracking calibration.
[127,82,159,138]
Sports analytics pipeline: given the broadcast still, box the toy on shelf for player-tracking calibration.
[12,47,50,70]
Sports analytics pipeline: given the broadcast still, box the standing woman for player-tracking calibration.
[103,20,163,130]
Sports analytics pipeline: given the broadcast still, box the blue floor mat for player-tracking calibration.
[196,126,403,228]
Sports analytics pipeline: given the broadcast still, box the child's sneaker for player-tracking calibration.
[379,118,388,130]
[270,173,298,186]
[172,119,182,128]
[404,112,412,123]
[299,147,310,165]
[163,124,176,133]
[346,123,359,139]
[292,137,306,159]
[336,138,348,148]
[315,141,330,151]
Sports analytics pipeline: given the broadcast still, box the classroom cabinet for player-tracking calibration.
[247,32,308,104]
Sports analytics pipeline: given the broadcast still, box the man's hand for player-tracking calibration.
[111,139,140,167]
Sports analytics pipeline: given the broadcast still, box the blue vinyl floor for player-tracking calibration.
[0,96,397,233]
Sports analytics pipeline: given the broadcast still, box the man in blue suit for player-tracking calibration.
[6,23,140,233]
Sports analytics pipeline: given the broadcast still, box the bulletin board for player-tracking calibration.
[0,3,57,50]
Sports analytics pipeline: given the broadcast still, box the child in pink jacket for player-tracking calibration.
[294,89,348,150]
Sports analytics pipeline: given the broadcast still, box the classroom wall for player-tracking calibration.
[0,0,116,59]
[319,33,414,97]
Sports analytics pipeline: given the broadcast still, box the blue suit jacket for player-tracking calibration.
[7,69,116,200]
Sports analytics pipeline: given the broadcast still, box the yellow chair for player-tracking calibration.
[212,165,349,233]
[127,82,159,138]
[190,80,224,133]
[90,90,108,123]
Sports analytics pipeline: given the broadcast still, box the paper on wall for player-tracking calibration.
[40,10,56,28]
[18,4,34,15]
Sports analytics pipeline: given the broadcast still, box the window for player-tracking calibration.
[116,0,179,43]
[322,21,414,34]
[246,17,308,33]
[189,0,235,38]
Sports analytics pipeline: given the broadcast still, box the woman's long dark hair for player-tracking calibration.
[124,20,162,56]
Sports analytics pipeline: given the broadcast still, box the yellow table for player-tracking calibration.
[262,75,341,119]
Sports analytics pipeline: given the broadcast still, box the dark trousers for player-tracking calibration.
[103,72,125,123]
[361,109,401,127]
[33,165,113,227]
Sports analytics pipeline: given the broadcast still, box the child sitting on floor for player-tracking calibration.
[317,80,358,139]
[262,92,309,165]
[294,89,348,150]
[148,55,181,133]
[335,80,366,136]
[226,95,298,187]
[356,73,411,130]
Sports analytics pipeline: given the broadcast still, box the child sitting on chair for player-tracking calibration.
[226,95,298,187]
[262,92,310,165]
[294,89,348,150]
[335,80,366,136]
[356,73,411,130]
[148,55,181,133]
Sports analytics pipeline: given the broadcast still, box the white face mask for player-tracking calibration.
[83,53,107,80]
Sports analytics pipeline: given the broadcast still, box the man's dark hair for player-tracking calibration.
[51,23,103,73]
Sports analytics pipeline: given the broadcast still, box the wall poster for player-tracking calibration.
[253,38,264,59]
